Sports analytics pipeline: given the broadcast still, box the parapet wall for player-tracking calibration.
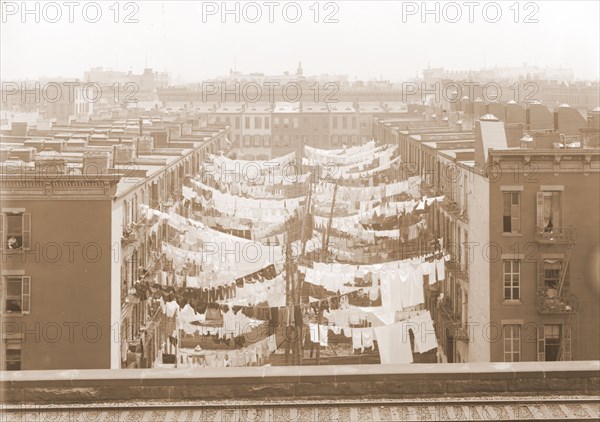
[1,361,599,404]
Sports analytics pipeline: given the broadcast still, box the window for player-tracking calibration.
[245,117,250,129]
[322,117,328,128]
[264,117,269,129]
[352,117,357,129]
[332,135,339,146]
[503,260,520,301]
[263,136,270,147]
[1,212,31,251]
[538,325,562,361]
[503,192,520,233]
[255,117,261,129]
[292,118,299,129]
[4,340,21,371]
[342,117,347,129]
[274,135,280,146]
[283,118,289,129]
[273,117,280,128]
[543,259,562,290]
[503,325,521,362]
[235,117,240,129]
[253,135,261,147]
[243,135,251,147]
[537,191,561,231]
[283,135,289,146]
[333,117,338,129]
[3,276,31,314]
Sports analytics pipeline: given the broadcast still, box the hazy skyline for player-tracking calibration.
[2,1,599,83]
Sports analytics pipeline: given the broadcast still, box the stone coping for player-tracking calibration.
[2,361,598,384]
[1,361,598,403]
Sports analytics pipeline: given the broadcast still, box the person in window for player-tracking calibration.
[7,236,21,250]
[545,218,554,233]
[6,300,21,312]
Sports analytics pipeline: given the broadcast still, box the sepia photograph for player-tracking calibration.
[1,1,599,420]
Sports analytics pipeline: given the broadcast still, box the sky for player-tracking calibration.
[1,1,599,83]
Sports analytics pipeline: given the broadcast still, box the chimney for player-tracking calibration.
[113,140,136,164]
[35,154,66,176]
[83,151,111,177]
[136,136,154,155]
[152,130,169,148]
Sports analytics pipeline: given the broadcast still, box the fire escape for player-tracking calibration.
[535,224,578,361]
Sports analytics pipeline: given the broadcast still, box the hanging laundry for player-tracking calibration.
[408,311,438,353]
[374,323,413,364]
[318,325,329,347]
[361,328,374,351]
[165,300,179,318]
[435,258,445,282]
[352,328,363,352]
[308,323,319,344]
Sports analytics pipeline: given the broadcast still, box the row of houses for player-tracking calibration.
[0,119,228,369]
[188,101,414,160]
[372,106,600,363]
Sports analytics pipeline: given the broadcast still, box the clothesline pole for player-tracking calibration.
[316,307,323,365]
[284,245,292,366]
[322,182,339,258]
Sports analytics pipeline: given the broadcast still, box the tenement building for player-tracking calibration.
[374,104,600,363]
[0,119,228,370]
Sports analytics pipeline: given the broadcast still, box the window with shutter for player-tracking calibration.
[562,324,572,361]
[503,193,512,232]
[537,324,545,361]
[21,276,31,314]
[536,191,545,230]
[0,213,4,251]
[511,193,520,233]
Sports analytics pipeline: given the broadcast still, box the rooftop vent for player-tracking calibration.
[480,114,499,121]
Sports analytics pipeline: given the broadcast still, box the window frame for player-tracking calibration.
[502,192,521,234]
[1,212,32,251]
[2,275,31,315]
[503,324,521,362]
[538,324,561,361]
[503,259,521,301]
[4,339,22,371]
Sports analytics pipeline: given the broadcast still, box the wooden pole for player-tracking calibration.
[316,307,323,365]
[322,182,339,257]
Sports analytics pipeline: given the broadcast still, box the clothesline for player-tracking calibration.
[176,334,278,368]
[318,175,421,199]
[191,179,304,211]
